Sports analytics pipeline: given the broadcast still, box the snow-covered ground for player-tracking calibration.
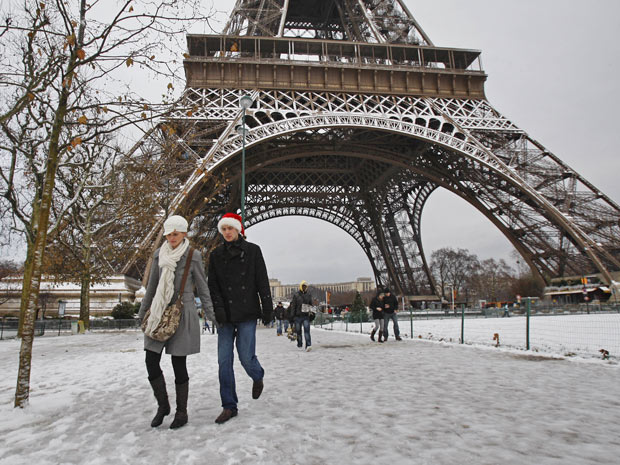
[0,327,618,465]
[320,313,620,358]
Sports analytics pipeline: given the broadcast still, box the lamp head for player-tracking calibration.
[239,95,253,110]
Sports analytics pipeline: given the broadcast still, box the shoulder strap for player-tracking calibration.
[178,248,194,296]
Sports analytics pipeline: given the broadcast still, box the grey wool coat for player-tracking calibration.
[138,246,214,356]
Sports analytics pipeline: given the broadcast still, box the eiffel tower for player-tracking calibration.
[124,0,620,296]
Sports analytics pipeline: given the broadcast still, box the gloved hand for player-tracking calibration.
[308,313,315,322]
[261,310,272,326]
[214,307,227,325]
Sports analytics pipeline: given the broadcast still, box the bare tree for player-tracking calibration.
[430,247,479,302]
[470,258,515,303]
[0,0,212,408]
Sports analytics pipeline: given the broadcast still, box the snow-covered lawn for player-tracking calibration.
[0,328,618,465]
[320,313,620,358]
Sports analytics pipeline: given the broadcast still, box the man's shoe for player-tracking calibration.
[252,380,264,400]
[215,409,238,424]
[306,346,312,352]
[396,336,402,341]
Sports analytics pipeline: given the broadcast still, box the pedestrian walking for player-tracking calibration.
[208,213,273,424]
[274,302,288,336]
[382,287,401,341]
[289,280,315,351]
[138,215,214,429]
[369,291,385,343]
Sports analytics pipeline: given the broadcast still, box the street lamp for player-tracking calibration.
[237,94,253,223]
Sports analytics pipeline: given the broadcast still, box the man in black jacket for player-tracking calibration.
[289,280,315,351]
[274,302,288,336]
[382,287,401,341]
[208,213,273,424]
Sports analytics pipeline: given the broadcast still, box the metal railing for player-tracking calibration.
[0,318,141,340]
[312,303,620,360]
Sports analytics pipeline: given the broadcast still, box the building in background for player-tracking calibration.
[0,275,141,318]
[269,277,375,301]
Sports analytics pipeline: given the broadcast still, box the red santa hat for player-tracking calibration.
[217,212,245,236]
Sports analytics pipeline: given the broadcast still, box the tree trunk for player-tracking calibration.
[79,229,92,330]
[17,239,36,338]
[14,67,74,408]
[15,199,54,407]
[79,272,90,330]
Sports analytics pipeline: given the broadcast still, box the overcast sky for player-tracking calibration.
[208,0,619,285]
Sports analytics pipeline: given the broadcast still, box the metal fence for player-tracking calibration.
[0,318,141,340]
[313,303,620,360]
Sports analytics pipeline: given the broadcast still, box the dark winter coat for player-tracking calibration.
[208,236,273,325]
[289,290,314,319]
[274,304,286,320]
[138,246,213,356]
[285,304,295,323]
[370,296,384,320]
[382,293,398,314]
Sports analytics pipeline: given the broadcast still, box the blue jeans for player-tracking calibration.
[294,316,311,348]
[217,320,264,410]
[276,319,289,335]
[383,313,400,338]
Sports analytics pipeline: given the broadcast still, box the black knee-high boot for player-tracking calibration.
[149,374,171,427]
[169,381,189,429]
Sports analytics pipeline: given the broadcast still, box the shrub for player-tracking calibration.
[111,301,140,319]
[349,291,370,322]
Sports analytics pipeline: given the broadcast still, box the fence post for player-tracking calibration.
[359,311,363,334]
[0,317,4,340]
[526,298,531,350]
[460,305,465,343]
[409,305,413,339]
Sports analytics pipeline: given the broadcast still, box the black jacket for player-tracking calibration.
[274,304,286,320]
[289,290,313,319]
[382,293,398,314]
[370,296,384,320]
[208,237,273,324]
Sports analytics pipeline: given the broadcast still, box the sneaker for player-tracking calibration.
[306,346,312,352]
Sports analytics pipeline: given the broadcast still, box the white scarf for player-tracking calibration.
[144,238,190,338]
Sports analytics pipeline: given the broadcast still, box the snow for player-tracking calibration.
[0,325,619,465]
[322,313,620,358]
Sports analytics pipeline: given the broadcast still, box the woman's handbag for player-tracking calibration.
[141,249,194,342]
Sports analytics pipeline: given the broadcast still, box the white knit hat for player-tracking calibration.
[163,215,188,235]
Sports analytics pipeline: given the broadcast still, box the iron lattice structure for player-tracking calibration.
[124,0,620,295]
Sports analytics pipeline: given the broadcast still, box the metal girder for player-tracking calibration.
[123,1,620,290]
[223,0,431,45]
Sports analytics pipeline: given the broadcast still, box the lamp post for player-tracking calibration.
[237,95,253,223]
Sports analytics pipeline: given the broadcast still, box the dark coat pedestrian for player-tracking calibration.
[289,280,314,350]
[208,212,272,424]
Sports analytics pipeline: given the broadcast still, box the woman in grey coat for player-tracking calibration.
[138,215,213,429]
